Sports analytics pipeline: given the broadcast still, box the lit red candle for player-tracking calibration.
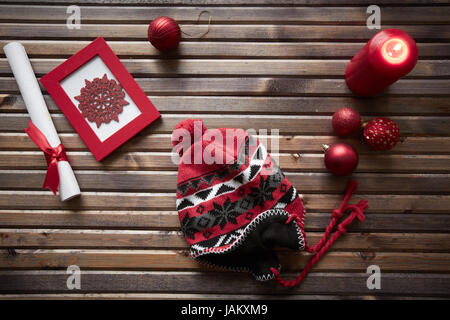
[345,28,418,96]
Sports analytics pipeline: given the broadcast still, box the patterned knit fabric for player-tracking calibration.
[172,119,306,280]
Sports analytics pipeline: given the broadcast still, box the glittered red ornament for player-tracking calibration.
[332,107,361,136]
[148,16,181,52]
[323,143,359,176]
[363,117,400,151]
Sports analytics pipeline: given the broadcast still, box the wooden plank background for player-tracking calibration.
[0,0,449,299]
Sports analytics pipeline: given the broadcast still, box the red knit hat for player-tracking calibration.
[172,119,368,286]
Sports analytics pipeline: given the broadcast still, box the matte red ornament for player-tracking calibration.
[363,117,400,151]
[74,74,129,128]
[148,16,181,51]
[332,107,361,136]
[323,143,359,176]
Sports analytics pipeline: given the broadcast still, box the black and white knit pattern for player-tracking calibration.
[180,164,286,239]
[191,209,305,258]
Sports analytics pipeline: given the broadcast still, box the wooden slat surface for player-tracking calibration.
[2,114,450,135]
[1,250,450,273]
[2,58,450,77]
[1,271,449,296]
[1,6,449,24]
[3,95,450,115]
[1,230,449,251]
[2,24,450,41]
[0,192,448,213]
[1,210,449,232]
[2,133,450,154]
[1,171,449,194]
[2,151,450,173]
[0,0,449,299]
[0,294,444,300]
[3,0,450,5]
[1,41,449,59]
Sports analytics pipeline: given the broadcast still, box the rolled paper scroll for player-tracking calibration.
[4,42,80,201]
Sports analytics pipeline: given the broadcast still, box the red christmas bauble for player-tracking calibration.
[323,143,359,176]
[363,117,400,151]
[332,107,361,136]
[148,16,181,51]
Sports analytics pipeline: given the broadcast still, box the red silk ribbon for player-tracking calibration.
[24,120,68,195]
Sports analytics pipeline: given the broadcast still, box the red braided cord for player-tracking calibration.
[271,181,368,287]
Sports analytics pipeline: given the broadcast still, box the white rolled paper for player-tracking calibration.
[4,42,81,201]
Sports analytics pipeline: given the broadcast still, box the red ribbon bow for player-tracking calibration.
[24,120,69,195]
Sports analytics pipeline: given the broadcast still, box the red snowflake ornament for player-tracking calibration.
[363,117,400,151]
[75,74,129,128]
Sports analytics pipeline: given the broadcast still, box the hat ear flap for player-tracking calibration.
[261,215,303,250]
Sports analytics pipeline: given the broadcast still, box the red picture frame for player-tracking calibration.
[40,36,160,161]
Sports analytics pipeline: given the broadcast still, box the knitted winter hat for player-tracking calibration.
[172,119,368,286]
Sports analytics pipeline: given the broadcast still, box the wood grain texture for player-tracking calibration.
[1,171,449,194]
[1,5,449,24]
[2,58,449,78]
[3,0,450,5]
[1,114,450,136]
[1,152,450,173]
[2,24,450,41]
[3,95,450,115]
[0,294,443,300]
[2,77,450,96]
[0,191,448,212]
[2,133,450,154]
[1,210,449,232]
[1,41,449,59]
[0,271,449,296]
[1,230,449,251]
[1,250,449,273]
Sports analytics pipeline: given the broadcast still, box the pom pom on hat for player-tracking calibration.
[172,119,207,156]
